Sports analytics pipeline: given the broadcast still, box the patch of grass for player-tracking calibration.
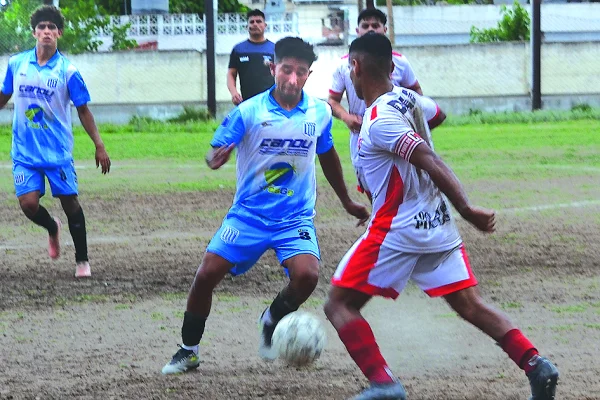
[550,304,588,314]
[151,312,166,321]
[501,302,523,310]
[160,292,188,301]
[216,294,240,303]
[583,323,600,330]
[550,324,577,332]
[434,313,458,319]
[115,304,132,310]
[173,311,185,319]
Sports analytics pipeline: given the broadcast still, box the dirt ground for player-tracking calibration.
[1,186,599,400]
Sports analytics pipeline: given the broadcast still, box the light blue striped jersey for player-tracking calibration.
[211,86,334,226]
[1,48,90,167]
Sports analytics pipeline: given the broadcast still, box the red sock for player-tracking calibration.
[338,318,395,384]
[500,329,539,373]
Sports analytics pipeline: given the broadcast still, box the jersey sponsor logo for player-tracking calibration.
[303,122,316,137]
[14,172,25,185]
[263,162,295,196]
[263,55,272,66]
[413,200,451,230]
[387,98,415,115]
[259,138,313,157]
[19,85,55,100]
[261,121,272,127]
[25,104,44,123]
[239,56,249,62]
[220,225,240,244]
[47,78,58,88]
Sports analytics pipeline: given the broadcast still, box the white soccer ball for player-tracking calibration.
[272,311,327,367]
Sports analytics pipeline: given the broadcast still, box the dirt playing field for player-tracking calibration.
[1,178,600,399]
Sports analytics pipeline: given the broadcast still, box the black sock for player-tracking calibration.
[182,311,207,347]
[28,205,58,235]
[269,290,300,323]
[67,207,88,262]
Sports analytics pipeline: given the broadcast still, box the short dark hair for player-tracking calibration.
[30,5,65,31]
[275,37,317,67]
[247,9,265,20]
[357,8,387,26]
[349,32,392,76]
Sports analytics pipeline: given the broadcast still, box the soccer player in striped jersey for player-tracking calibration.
[162,37,370,375]
[324,33,558,400]
[0,5,111,278]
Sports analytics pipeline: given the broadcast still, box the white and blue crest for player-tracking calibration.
[303,121,316,137]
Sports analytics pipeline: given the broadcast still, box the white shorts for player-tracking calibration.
[331,238,477,299]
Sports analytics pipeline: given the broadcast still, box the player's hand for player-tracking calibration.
[95,145,111,174]
[343,200,370,227]
[343,114,363,133]
[206,144,235,170]
[231,92,243,106]
[460,205,496,233]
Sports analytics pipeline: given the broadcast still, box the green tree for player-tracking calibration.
[110,22,138,51]
[470,0,530,43]
[97,0,249,15]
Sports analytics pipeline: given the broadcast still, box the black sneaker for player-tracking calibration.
[161,345,200,374]
[527,355,559,400]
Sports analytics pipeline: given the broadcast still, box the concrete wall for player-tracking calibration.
[1,41,599,123]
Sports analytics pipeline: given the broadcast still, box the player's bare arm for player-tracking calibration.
[428,108,447,130]
[0,92,11,109]
[205,144,235,170]
[227,68,243,105]
[407,81,423,95]
[317,146,370,225]
[407,141,495,233]
[76,104,111,174]
[327,91,362,132]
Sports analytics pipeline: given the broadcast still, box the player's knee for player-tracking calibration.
[19,199,39,217]
[291,265,319,290]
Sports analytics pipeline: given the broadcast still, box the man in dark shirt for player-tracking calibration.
[227,9,275,105]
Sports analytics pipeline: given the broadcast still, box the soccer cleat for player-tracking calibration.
[527,355,559,400]
[75,261,91,278]
[350,381,407,400]
[48,217,61,259]
[258,308,278,361]
[161,346,200,374]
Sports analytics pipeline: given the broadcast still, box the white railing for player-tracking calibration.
[99,13,298,38]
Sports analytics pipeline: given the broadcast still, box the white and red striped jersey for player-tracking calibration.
[357,86,461,253]
[330,52,418,164]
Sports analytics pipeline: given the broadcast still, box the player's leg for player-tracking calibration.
[412,244,558,399]
[444,287,559,399]
[325,236,411,400]
[48,162,90,277]
[13,163,61,259]
[259,222,321,359]
[162,216,268,374]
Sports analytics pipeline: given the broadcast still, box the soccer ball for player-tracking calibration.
[272,311,327,367]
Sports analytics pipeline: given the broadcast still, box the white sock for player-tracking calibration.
[181,344,199,354]
[261,308,274,325]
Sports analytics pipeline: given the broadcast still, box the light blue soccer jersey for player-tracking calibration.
[1,48,90,167]
[211,86,334,225]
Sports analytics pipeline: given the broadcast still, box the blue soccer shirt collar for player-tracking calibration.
[267,85,309,115]
[28,48,61,68]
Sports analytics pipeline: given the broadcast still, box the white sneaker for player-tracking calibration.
[258,308,278,361]
[75,261,91,278]
[162,346,200,374]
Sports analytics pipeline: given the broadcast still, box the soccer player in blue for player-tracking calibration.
[0,6,111,278]
[162,37,370,374]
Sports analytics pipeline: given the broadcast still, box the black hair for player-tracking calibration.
[30,5,65,31]
[247,9,266,20]
[349,32,392,76]
[275,37,317,67]
[357,8,387,26]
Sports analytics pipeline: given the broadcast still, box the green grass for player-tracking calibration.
[0,119,598,210]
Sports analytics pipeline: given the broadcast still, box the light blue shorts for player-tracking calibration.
[207,214,320,276]
[13,160,78,198]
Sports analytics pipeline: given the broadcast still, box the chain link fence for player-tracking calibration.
[1,3,599,121]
